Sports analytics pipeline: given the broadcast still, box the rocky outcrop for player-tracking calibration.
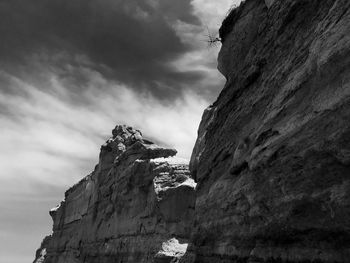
[34,125,196,263]
[188,0,350,262]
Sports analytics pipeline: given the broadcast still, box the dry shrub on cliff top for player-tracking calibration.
[205,1,242,46]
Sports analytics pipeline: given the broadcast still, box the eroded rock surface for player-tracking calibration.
[189,0,350,262]
[34,125,195,263]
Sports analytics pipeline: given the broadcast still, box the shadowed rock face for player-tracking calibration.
[34,125,196,263]
[189,0,350,262]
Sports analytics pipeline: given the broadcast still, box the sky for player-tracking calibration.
[0,1,241,262]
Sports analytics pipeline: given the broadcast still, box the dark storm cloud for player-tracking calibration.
[0,0,203,98]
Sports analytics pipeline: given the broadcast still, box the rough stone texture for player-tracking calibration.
[34,125,195,263]
[189,0,350,262]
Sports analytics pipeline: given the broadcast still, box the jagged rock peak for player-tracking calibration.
[100,124,177,164]
[100,125,143,157]
[111,125,143,144]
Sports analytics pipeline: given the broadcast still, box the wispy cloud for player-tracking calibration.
[0,0,204,99]
[0,64,208,183]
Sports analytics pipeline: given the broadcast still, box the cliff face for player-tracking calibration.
[34,125,196,263]
[189,0,350,262]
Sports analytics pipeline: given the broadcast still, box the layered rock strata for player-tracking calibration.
[34,125,196,263]
[188,0,350,262]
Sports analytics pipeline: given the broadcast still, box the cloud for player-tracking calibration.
[0,0,241,101]
[0,0,206,99]
[0,64,208,183]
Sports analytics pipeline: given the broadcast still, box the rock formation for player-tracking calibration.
[188,0,350,262]
[35,0,350,262]
[34,125,196,263]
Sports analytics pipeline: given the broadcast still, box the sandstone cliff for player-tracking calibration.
[188,0,350,262]
[34,125,196,263]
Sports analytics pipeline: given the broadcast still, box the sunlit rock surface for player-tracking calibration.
[188,0,350,262]
[34,125,195,263]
